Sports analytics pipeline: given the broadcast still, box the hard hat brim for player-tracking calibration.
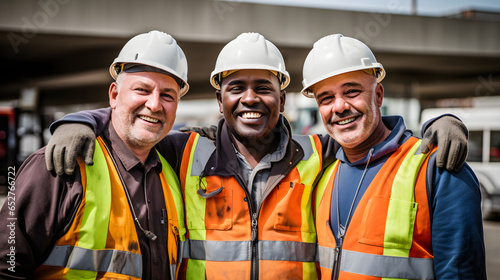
[110,60,190,97]
[210,65,290,90]
[301,65,385,98]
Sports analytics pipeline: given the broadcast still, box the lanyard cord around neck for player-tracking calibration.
[335,148,374,240]
[100,138,158,241]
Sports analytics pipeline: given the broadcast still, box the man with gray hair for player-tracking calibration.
[303,34,486,279]
[0,30,187,279]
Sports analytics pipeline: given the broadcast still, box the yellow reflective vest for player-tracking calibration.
[35,136,186,279]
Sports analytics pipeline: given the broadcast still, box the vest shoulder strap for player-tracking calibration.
[384,138,431,257]
[80,137,112,250]
[292,134,315,160]
[190,135,216,177]
[294,134,323,186]
[314,160,339,216]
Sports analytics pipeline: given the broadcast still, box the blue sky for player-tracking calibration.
[235,0,500,16]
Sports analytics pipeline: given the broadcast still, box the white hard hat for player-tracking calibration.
[301,34,385,98]
[110,30,190,97]
[210,32,290,90]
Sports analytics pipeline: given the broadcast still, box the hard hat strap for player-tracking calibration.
[278,72,286,86]
[112,63,125,77]
[214,73,222,87]
[361,68,382,79]
[362,68,376,77]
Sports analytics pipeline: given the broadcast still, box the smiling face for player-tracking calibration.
[311,70,384,149]
[110,71,179,158]
[216,69,285,144]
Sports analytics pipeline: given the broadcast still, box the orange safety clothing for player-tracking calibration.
[315,137,436,280]
[35,136,185,279]
[178,122,323,280]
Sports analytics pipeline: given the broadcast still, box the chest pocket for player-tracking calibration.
[274,182,315,232]
[204,177,233,230]
[358,195,417,250]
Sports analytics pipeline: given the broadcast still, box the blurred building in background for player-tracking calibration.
[1,0,500,192]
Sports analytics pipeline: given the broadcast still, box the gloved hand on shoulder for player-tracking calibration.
[45,123,96,176]
[421,115,468,172]
[179,125,218,141]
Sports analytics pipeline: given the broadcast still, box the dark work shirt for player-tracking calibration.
[0,122,171,280]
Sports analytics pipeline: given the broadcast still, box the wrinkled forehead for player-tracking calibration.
[116,71,181,95]
[311,69,377,94]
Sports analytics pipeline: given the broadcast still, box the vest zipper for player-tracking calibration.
[251,212,259,280]
[237,176,259,280]
[332,237,343,280]
[251,212,258,241]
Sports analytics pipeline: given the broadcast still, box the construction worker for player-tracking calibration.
[44,32,469,279]
[302,34,486,279]
[0,30,187,279]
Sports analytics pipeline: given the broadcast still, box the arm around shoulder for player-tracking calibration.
[49,107,112,135]
[155,130,198,175]
[316,134,340,168]
[430,163,486,279]
[46,107,112,176]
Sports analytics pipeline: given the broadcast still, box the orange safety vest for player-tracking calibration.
[315,137,436,280]
[179,133,323,280]
[35,136,186,279]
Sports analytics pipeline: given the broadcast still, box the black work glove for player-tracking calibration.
[179,125,218,141]
[45,123,96,176]
[421,116,468,172]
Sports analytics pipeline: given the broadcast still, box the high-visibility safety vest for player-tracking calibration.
[35,136,186,279]
[315,137,436,280]
[179,133,323,280]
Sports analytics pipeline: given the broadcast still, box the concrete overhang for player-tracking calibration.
[0,0,499,105]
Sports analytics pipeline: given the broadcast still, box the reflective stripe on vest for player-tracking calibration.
[42,245,142,278]
[180,133,322,279]
[315,138,435,280]
[183,239,317,262]
[40,136,185,279]
[384,140,427,257]
[317,247,434,279]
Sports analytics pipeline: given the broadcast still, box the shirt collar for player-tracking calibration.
[233,122,289,168]
[102,122,162,172]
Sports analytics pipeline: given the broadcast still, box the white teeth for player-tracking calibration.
[139,116,159,123]
[337,117,355,125]
[242,112,262,119]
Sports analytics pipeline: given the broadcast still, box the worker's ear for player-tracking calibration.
[376,83,384,108]
[216,90,223,114]
[109,82,118,109]
[280,90,286,113]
